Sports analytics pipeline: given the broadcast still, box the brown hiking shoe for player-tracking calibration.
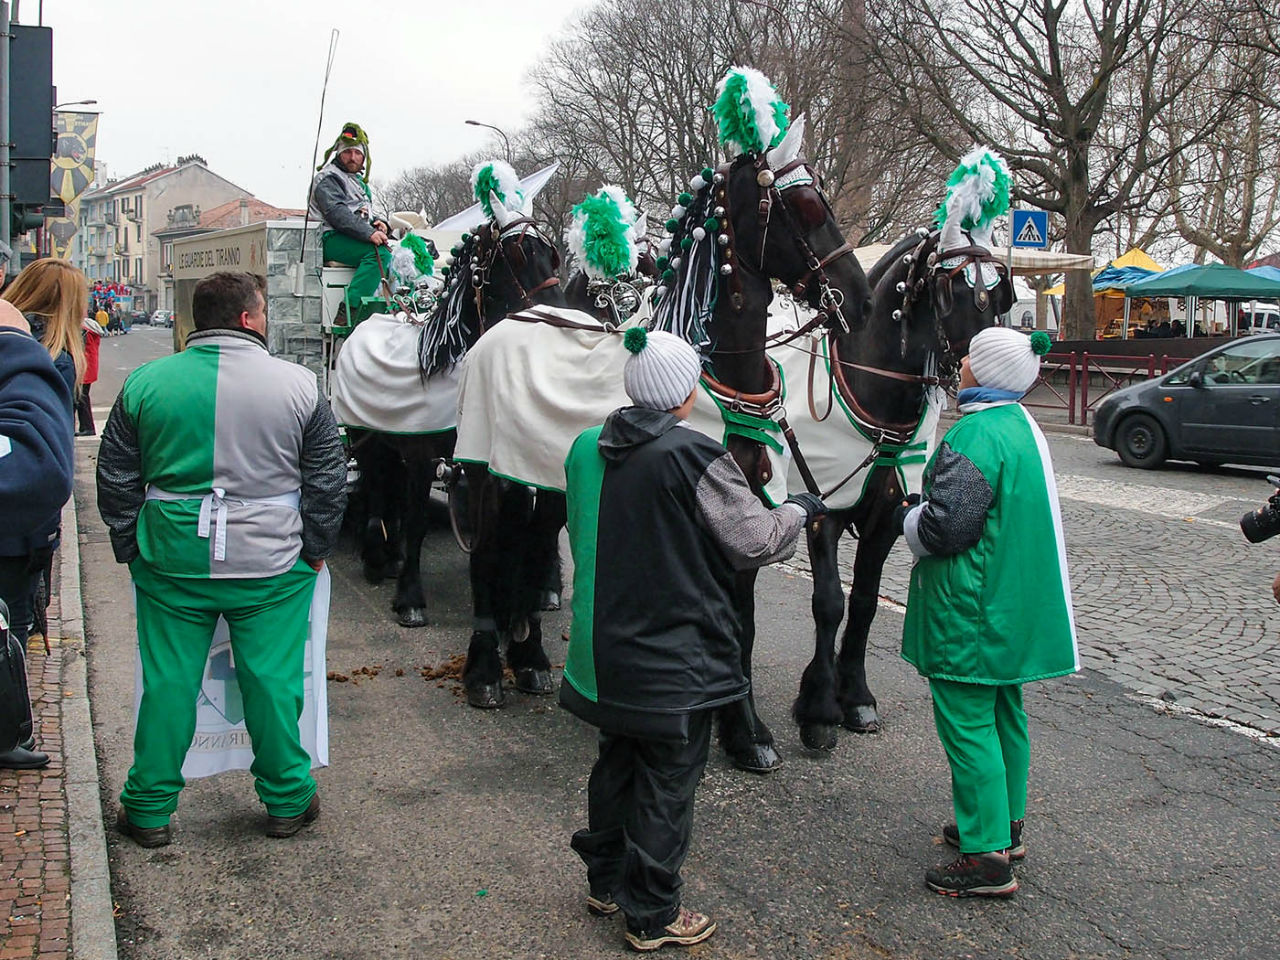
[587,893,620,917]
[116,807,172,849]
[625,907,716,951]
[925,852,1018,898]
[943,818,1025,860]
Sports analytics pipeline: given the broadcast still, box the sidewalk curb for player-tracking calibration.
[59,495,120,960]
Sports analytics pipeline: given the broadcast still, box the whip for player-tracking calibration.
[293,28,340,296]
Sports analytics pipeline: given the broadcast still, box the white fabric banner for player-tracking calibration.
[132,565,331,779]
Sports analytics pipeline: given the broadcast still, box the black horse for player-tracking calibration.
[346,210,564,628]
[788,227,1012,751]
[648,117,873,772]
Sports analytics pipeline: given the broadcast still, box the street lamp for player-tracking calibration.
[465,119,512,163]
[54,99,98,110]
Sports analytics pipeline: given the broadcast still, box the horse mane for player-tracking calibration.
[417,233,480,379]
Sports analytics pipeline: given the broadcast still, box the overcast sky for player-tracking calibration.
[30,0,592,207]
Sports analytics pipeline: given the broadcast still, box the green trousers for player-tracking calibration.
[322,230,391,311]
[122,558,319,827]
[929,678,1029,854]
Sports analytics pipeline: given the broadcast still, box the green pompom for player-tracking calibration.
[662,268,676,282]
[703,217,720,231]
[678,192,694,206]
[680,237,693,251]
[701,167,715,181]
[1029,330,1052,356]
[665,218,680,233]
[461,233,470,242]
[624,326,648,354]
[656,256,669,271]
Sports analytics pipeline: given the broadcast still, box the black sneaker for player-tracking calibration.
[942,818,1025,860]
[116,807,172,848]
[265,794,320,838]
[925,853,1017,898]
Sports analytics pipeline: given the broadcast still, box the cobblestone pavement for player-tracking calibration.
[786,428,1280,736]
[1,580,72,959]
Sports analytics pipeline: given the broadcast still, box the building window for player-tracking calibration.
[135,257,143,279]
[136,222,142,242]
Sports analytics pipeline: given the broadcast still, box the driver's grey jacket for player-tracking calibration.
[309,160,377,241]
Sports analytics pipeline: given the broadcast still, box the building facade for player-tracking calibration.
[73,155,252,312]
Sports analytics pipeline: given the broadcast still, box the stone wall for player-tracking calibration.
[264,224,325,374]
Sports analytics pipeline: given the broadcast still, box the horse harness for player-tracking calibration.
[469,218,561,331]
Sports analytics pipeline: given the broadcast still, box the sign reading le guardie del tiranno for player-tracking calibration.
[173,224,269,280]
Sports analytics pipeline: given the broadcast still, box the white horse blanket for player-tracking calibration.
[331,313,460,435]
[454,307,790,502]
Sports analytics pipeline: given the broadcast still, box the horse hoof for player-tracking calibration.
[396,607,429,628]
[726,741,783,774]
[800,723,839,751]
[539,591,561,612]
[514,668,554,696]
[466,682,505,709]
[362,562,384,584]
[842,706,882,733]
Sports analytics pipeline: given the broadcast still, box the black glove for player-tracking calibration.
[891,494,922,537]
[784,492,828,522]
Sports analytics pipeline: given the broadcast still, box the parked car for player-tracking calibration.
[150,310,174,327]
[1093,333,1280,469]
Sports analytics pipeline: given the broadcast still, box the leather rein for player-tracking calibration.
[471,218,561,332]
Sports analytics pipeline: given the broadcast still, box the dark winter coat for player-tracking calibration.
[560,407,805,741]
[0,328,74,556]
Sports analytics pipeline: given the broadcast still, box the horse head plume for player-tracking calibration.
[935,147,1011,253]
[566,185,640,282]
[471,159,525,225]
[711,65,790,158]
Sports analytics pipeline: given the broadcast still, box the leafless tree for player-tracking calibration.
[863,0,1238,339]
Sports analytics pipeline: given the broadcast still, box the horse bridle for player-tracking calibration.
[892,231,1012,362]
[470,218,561,330]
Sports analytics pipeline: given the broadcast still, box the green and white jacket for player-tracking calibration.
[900,400,1078,685]
[97,329,347,579]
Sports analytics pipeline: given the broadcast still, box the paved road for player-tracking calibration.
[77,328,1279,959]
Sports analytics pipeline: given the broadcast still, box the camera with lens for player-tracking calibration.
[1240,476,1280,543]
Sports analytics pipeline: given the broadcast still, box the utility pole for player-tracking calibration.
[1,1,12,280]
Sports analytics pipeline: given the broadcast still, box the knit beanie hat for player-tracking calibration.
[622,327,701,411]
[318,122,371,178]
[967,327,1052,395]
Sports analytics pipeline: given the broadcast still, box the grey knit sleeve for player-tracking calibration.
[313,174,375,242]
[95,394,144,564]
[694,452,806,570]
[902,442,993,558]
[299,393,347,561]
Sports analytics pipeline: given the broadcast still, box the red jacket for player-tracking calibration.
[83,329,100,384]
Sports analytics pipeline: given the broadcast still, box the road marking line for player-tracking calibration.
[1055,474,1243,529]
[1132,694,1279,748]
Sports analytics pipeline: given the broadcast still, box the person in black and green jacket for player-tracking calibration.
[899,327,1078,899]
[561,326,825,953]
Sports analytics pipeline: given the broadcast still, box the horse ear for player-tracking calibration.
[766,113,806,170]
[489,190,516,228]
[631,212,648,243]
[939,206,965,253]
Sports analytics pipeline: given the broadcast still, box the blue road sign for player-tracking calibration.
[1012,209,1049,248]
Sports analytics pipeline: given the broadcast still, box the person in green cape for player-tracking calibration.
[308,122,391,324]
[898,326,1078,898]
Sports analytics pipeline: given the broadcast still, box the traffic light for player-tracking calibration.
[9,23,55,210]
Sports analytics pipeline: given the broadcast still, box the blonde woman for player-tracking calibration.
[2,258,88,406]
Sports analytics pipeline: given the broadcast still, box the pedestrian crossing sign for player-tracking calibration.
[1012,210,1049,248]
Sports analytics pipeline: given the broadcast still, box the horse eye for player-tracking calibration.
[787,188,828,231]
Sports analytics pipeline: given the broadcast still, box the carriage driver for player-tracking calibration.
[308,122,391,326]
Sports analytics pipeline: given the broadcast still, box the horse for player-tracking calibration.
[335,206,564,628]
[781,220,1013,753]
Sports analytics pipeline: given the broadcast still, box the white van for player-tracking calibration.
[1240,305,1280,334]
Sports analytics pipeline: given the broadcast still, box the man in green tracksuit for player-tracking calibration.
[97,271,346,847]
[899,327,1077,898]
[308,122,391,324]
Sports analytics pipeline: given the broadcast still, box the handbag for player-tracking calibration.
[0,599,35,753]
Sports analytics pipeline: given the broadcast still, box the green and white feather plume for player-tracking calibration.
[391,232,435,285]
[566,185,639,281]
[935,146,1011,249]
[711,66,790,157]
[471,160,524,220]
